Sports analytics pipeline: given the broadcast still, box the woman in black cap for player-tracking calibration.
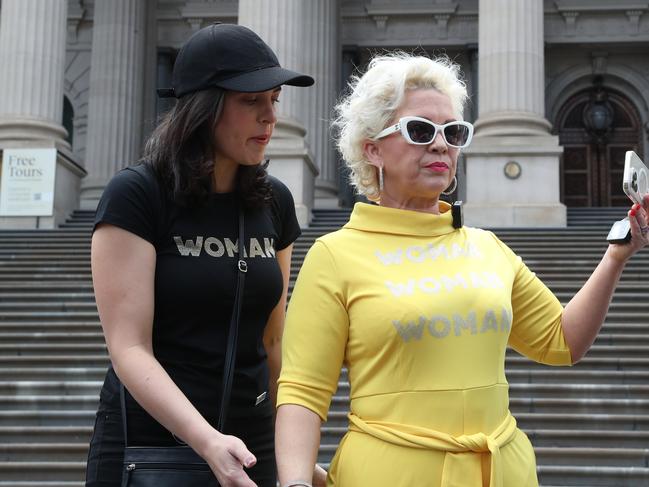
[85,24,315,487]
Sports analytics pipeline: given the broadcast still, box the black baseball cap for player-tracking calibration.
[158,23,314,98]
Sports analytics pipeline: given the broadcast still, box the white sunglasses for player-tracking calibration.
[374,116,474,148]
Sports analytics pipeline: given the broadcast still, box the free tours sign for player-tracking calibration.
[0,148,56,216]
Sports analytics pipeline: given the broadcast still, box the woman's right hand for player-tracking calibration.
[202,432,258,487]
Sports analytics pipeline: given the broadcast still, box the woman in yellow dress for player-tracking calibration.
[274,53,649,487]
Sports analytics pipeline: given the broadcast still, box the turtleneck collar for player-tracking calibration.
[343,201,456,237]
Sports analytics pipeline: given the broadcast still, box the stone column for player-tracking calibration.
[0,0,68,145]
[305,1,339,206]
[141,0,160,143]
[80,0,147,209]
[238,0,338,225]
[0,0,86,228]
[338,48,361,208]
[463,0,566,227]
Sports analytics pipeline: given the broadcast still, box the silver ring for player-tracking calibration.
[640,226,649,236]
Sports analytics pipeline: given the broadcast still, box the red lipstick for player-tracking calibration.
[423,162,449,172]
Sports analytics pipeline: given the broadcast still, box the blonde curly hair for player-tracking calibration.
[333,53,468,200]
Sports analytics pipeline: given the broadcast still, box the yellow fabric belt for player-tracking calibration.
[348,411,519,487]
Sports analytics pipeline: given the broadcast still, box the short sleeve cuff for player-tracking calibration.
[277,381,333,422]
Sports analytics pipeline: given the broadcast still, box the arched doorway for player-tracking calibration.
[556,84,644,207]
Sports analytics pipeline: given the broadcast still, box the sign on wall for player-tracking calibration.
[0,148,56,216]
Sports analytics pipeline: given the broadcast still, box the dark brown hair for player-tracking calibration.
[143,88,272,208]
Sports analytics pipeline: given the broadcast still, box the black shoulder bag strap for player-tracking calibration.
[217,205,246,431]
[120,206,246,444]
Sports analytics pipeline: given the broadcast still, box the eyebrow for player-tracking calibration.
[414,115,457,124]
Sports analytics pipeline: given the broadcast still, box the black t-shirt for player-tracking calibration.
[94,163,300,438]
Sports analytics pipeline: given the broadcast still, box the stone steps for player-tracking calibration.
[505,369,649,384]
[0,283,93,290]
[0,484,82,487]
[0,356,109,367]
[0,382,102,395]
[0,410,95,427]
[0,333,103,343]
[534,447,649,467]
[536,465,649,487]
[0,275,90,281]
[0,396,100,411]
[0,323,101,333]
[0,426,92,443]
[0,303,98,311]
[0,368,106,381]
[0,462,85,482]
[0,443,88,461]
[0,294,95,303]
[0,312,100,321]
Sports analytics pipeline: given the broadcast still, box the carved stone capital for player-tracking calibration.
[180,0,237,28]
[67,0,85,42]
[365,1,458,17]
[186,17,203,32]
[561,11,579,35]
[372,15,388,31]
[435,13,451,39]
[626,9,644,33]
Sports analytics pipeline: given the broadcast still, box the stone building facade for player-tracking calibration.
[0,0,647,228]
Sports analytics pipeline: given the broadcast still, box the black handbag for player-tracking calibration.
[120,208,247,486]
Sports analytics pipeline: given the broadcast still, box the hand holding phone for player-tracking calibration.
[607,151,648,244]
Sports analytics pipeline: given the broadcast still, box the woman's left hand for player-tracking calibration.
[608,194,649,263]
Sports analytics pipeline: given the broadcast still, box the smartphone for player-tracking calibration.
[622,151,648,206]
[607,151,647,244]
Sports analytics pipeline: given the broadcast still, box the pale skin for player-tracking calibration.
[93,88,294,486]
[275,88,649,485]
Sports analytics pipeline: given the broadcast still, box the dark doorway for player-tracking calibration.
[63,96,74,147]
[556,86,643,207]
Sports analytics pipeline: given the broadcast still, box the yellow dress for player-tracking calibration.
[277,202,572,487]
